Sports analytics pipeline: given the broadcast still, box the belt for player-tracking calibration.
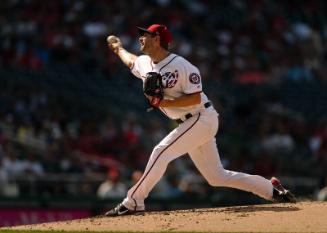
[176,102,212,124]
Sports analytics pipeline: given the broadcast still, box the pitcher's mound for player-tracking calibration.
[7,201,327,232]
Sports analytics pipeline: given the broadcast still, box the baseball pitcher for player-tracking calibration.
[105,24,296,216]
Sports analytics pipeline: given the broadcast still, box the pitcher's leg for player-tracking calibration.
[189,139,273,200]
[123,113,214,210]
[122,144,181,210]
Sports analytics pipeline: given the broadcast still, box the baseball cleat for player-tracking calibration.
[271,177,296,203]
[104,203,143,217]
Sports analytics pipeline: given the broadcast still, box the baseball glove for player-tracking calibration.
[143,72,164,108]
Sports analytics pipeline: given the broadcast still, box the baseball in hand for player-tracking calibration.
[107,35,118,44]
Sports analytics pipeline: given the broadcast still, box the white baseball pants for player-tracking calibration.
[123,107,273,210]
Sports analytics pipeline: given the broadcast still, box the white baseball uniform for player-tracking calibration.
[122,53,274,211]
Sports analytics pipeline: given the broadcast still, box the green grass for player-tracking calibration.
[0,231,242,233]
[0,231,230,233]
[0,231,146,233]
[0,231,303,233]
[0,230,194,233]
[0,231,152,233]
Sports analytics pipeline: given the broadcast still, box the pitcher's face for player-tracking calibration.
[139,32,160,55]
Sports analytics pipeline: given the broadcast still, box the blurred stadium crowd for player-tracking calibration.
[1,0,327,201]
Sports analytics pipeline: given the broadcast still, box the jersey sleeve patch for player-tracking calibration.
[189,73,201,84]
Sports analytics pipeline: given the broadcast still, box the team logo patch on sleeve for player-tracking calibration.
[189,73,201,84]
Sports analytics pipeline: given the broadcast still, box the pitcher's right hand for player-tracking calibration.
[107,35,122,54]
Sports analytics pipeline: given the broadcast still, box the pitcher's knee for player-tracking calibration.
[152,145,165,156]
[149,145,164,160]
[206,170,231,186]
[205,176,225,186]
[149,145,171,166]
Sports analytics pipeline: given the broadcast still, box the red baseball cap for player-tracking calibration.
[137,24,173,44]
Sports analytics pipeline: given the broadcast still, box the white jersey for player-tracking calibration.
[131,53,210,120]
[121,52,274,214]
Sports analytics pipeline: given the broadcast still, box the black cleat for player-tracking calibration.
[104,203,142,217]
[271,177,296,203]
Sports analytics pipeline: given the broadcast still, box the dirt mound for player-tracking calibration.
[6,201,327,232]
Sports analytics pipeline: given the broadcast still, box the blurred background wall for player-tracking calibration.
[1,0,327,226]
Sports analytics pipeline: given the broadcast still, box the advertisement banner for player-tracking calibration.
[0,209,91,227]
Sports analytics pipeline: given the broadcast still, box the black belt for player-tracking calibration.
[176,102,212,124]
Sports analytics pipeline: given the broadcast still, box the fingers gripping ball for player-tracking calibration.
[143,72,164,108]
[106,35,122,53]
[107,35,118,44]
